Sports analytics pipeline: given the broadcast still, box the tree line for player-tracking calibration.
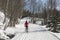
[0,0,60,31]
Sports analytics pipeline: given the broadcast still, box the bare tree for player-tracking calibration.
[8,0,24,26]
[30,0,36,23]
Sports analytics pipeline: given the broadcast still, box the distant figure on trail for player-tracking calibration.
[24,20,29,32]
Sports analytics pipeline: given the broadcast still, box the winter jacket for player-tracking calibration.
[24,21,28,27]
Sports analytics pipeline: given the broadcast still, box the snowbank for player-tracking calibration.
[4,27,19,35]
[54,33,60,38]
[20,17,31,24]
[0,29,9,40]
[0,22,4,30]
[36,21,42,25]
[0,11,5,23]
[51,33,60,39]
[0,11,5,30]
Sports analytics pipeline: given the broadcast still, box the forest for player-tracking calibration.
[0,0,60,32]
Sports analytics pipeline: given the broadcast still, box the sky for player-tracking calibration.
[56,0,60,10]
[24,0,43,13]
[24,0,60,13]
[42,0,60,10]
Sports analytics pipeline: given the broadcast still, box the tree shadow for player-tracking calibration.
[28,29,47,33]
[18,29,47,33]
[7,34,15,39]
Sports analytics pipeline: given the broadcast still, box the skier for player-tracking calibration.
[24,20,29,32]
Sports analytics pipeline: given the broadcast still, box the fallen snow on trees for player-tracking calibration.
[0,11,5,23]
[0,29,10,40]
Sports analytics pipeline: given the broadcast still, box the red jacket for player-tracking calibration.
[24,21,28,27]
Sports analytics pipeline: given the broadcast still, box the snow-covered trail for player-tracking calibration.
[11,23,59,40]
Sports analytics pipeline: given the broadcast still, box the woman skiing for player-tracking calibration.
[24,20,29,32]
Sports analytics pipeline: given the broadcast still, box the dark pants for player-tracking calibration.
[25,26,28,32]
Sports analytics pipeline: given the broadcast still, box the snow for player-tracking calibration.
[0,11,5,23]
[54,33,60,38]
[0,29,10,40]
[0,22,4,29]
[4,27,19,35]
[0,11,5,30]
[11,23,60,40]
[0,17,60,40]
[41,25,60,40]
[50,32,60,40]
[4,17,60,40]
[0,12,10,40]
[20,17,31,23]
[41,25,60,39]
[36,21,42,25]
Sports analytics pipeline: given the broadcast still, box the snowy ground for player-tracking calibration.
[53,33,60,39]
[0,16,60,40]
[10,23,60,40]
[4,18,60,40]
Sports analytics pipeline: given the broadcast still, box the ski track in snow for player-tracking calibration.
[11,23,59,40]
